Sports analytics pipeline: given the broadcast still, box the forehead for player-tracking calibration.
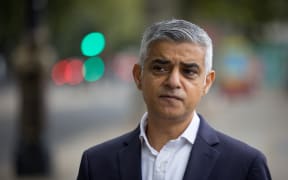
[146,40,206,64]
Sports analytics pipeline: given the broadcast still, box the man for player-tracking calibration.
[77,19,271,180]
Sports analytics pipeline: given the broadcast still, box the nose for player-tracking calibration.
[165,68,181,89]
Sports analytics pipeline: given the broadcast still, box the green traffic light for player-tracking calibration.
[83,57,105,82]
[81,32,105,57]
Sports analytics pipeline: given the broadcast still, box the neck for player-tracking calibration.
[146,113,193,151]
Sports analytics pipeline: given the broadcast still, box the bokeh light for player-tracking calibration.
[65,59,84,85]
[51,58,84,85]
[83,57,105,82]
[111,53,138,82]
[81,32,105,57]
[51,60,69,85]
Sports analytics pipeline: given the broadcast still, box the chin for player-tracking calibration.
[157,110,187,121]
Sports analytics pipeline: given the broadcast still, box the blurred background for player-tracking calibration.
[0,0,288,179]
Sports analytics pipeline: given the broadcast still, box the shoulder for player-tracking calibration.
[197,116,271,179]
[215,130,265,159]
[214,131,271,179]
[77,127,141,179]
[83,127,140,158]
[198,114,264,158]
[198,114,268,167]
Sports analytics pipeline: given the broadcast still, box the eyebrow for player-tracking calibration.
[151,59,170,65]
[180,62,200,69]
[150,59,201,70]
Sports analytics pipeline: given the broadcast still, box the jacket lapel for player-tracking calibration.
[117,116,220,180]
[118,127,142,180]
[183,116,220,180]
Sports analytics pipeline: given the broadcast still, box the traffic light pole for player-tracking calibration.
[13,0,50,176]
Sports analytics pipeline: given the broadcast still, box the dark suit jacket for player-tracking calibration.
[77,115,271,180]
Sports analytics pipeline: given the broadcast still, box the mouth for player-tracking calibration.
[159,94,183,101]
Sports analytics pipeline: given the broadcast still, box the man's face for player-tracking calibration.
[133,40,215,121]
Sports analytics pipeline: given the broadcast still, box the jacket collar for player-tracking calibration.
[118,127,142,180]
[183,114,220,180]
[118,115,220,180]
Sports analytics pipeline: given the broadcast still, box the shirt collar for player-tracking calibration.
[139,111,200,145]
[139,112,149,144]
[139,112,158,154]
[181,111,200,144]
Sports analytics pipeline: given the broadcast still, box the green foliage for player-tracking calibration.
[1,0,287,57]
[0,0,26,52]
[48,0,144,58]
[180,0,288,24]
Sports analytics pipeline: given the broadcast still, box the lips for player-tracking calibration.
[159,94,183,101]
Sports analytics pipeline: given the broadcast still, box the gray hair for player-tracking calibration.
[139,19,213,73]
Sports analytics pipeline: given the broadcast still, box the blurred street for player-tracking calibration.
[1,0,288,180]
[0,81,143,180]
[1,81,288,179]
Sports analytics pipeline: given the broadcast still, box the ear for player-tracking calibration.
[132,64,142,90]
[203,70,215,95]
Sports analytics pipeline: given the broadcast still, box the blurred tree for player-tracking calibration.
[47,0,144,58]
[2,0,288,58]
[0,0,25,57]
[12,0,53,176]
[179,0,288,40]
[144,0,179,24]
[180,0,288,23]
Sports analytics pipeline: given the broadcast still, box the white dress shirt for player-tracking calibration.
[139,111,200,180]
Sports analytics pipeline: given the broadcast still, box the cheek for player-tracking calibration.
[141,81,155,97]
[142,80,161,103]
[142,77,161,90]
[186,83,204,98]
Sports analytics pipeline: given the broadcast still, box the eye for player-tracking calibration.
[182,68,199,78]
[151,64,169,74]
[152,65,165,71]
